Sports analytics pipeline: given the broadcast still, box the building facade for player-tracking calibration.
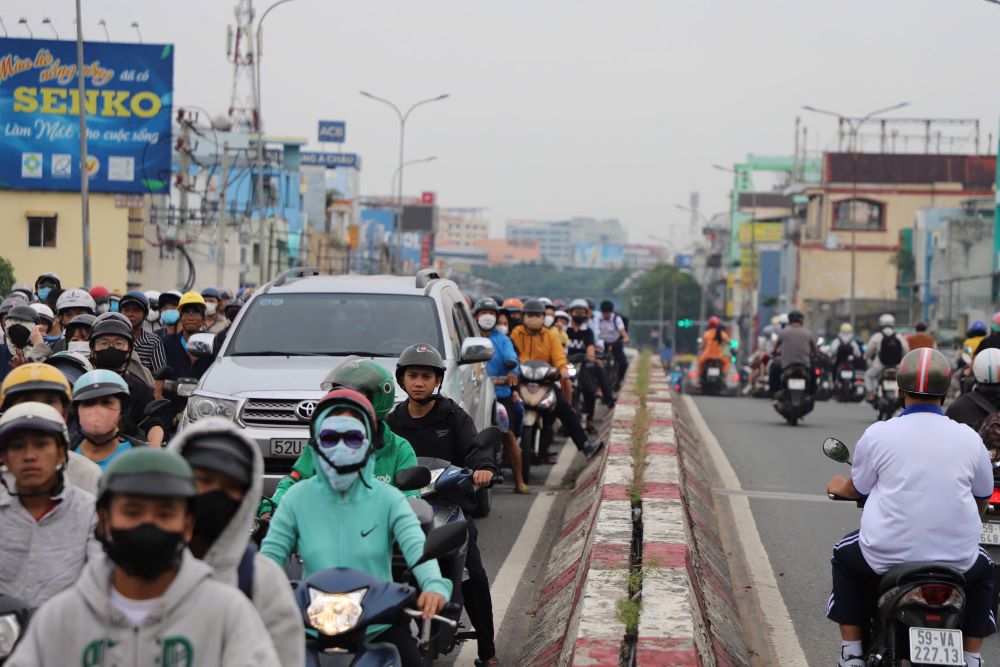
[505,217,627,267]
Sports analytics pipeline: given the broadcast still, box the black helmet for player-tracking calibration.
[473,298,500,314]
[395,343,446,386]
[224,299,244,321]
[90,314,134,343]
[522,299,546,316]
[34,273,61,292]
[788,310,805,324]
[65,313,96,339]
[158,291,182,310]
[119,291,149,315]
[600,300,614,313]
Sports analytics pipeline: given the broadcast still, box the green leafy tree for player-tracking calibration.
[624,264,702,353]
[0,257,14,295]
[470,263,631,304]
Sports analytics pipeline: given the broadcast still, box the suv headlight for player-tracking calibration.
[186,394,239,422]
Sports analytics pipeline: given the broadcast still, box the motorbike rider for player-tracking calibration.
[262,389,450,667]
[30,303,60,347]
[474,298,531,494]
[0,401,100,608]
[156,290,182,337]
[554,310,571,350]
[170,418,303,667]
[142,290,161,333]
[88,314,159,436]
[543,301,570,351]
[50,288,97,353]
[62,313,96,355]
[906,321,935,350]
[946,348,1000,431]
[965,320,990,359]
[828,323,863,368]
[255,356,422,525]
[386,343,501,666]
[864,314,909,403]
[119,291,167,379]
[503,298,524,331]
[974,312,1000,357]
[597,300,630,387]
[768,310,818,397]
[510,300,604,461]
[33,273,60,307]
[825,348,995,667]
[71,369,154,469]
[567,299,616,434]
[162,292,213,414]
[0,305,49,382]
[201,287,229,335]
[697,315,731,378]
[6,447,282,666]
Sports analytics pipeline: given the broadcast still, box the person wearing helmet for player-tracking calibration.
[29,303,60,347]
[52,288,96,342]
[697,315,731,378]
[973,312,1000,359]
[769,309,819,396]
[964,320,990,359]
[510,301,603,460]
[825,348,995,667]
[475,298,531,495]
[0,304,47,383]
[88,312,158,422]
[143,290,161,331]
[906,321,935,351]
[0,401,100,609]
[55,312,97,357]
[386,344,502,665]
[946,348,1000,432]
[170,418,303,667]
[44,350,94,387]
[201,287,229,335]
[863,314,909,403]
[502,297,524,330]
[567,299,616,438]
[828,323,863,371]
[262,389,451,666]
[554,309,571,332]
[256,356,421,523]
[6,447,282,666]
[543,301,570,351]
[156,290,182,337]
[162,292,213,387]
[71,370,152,469]
[33,273,60,302]
[119,291,167,378]
[596,300,630,387]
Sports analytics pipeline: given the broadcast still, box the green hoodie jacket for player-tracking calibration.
[260,425,419,515]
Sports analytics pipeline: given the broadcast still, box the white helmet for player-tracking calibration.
[568,298,590,312]
[554,310,570,322]
[537,297,553,307]
[0,400,70,448]
[55,288,97,315]
[878,313,895,328]
[974,348,1000,385]
[29,303,54,325]
[144,290,161,304]
[778,313,789,326]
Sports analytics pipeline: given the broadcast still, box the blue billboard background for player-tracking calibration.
[0,37,173,193]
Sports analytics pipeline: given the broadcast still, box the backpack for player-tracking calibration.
[968,392,1000,460]
[237,542,256,600]
[878,332,903,367]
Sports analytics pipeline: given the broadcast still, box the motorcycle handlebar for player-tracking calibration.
[828,492,866,508]
[404,608,459,628]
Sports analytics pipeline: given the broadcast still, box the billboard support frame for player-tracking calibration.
[75,0,91,286]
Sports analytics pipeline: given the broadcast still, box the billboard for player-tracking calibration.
[357,207,427,272]
[0,38,174,194]
[300,151,360,169]
[317,120,345,143]
[573,243,624,268]
[401,204,435,232]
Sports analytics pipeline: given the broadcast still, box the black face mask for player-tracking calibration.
[509,316,523,328]
[192,490,242,547]
[94,348,129,370]
[7,324,31,348]
[99,523,186,580]
[572,315,589,325]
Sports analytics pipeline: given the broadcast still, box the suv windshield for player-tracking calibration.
[227,293,444,357]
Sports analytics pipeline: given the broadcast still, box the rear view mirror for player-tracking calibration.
[474,426,503,451]
[154,365,174,381]
[416,520,468,565]
[143,399,173,418]
[394,466,431,492]
[459,337,494,365]
[823,437,852,464]
[187,333,216,359]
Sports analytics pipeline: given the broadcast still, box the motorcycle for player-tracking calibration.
[700,358,725,396]
[0,594,30,665]
[773,364,814,426]
[978,444,1000,615]
[519,360,562,483]
[874,367,900,421]
[822,437,968,667]
[835,358,867,403]
[297,521,469,667]
[814,357,832,402]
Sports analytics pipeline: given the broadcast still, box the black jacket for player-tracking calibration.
[386,396,496,473]
[946,385,1000,431]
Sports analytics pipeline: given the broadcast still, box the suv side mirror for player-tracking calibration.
[460,337,494,365]
[187,333,215,359]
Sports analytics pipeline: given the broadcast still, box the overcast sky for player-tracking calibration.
[5,0,1000,249]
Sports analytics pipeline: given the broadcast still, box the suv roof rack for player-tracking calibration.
[415,268,441,289]
[264,266,321,293]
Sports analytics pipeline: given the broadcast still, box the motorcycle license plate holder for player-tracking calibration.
[840,370,854,379]
[707,367,721,377]
[981,522,1000,545]
[908,627,963,665]
[787,378,806,390]
[270,438,308,458]
[883,379,899,391]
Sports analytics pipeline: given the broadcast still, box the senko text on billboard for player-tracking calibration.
[0,38,173,194]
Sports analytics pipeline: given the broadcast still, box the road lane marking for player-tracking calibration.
[682,395,809,667]
[453,440,576,664]
[714,488,833,503]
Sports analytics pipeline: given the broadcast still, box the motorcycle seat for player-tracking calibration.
[878,562,965,594]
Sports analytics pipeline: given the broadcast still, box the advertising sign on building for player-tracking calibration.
[573,243,625,268]
[317,120,346,143]
[300,151,361,169]
[0,38,174,193]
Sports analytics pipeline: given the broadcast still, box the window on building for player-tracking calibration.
[252,243,261,267]
[27,214,57,247]
[127,249,143,272]
[832,199,884,231]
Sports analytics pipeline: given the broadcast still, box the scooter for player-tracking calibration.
[835,358,867,403]
[773,364,814,426]
[874,367,900,421]
[0,594,31,665]
[520,360,562,483]
[822,437,968,666]
[700,358,725,396]
[297,521,469,667]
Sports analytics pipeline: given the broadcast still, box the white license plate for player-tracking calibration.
[982,522,1000,545]
[840,370,854,379]
[707,367,720,377]
[787,378,806,390]
[269,439,307,458]
[883,380,898,391]
[909,627,963,665]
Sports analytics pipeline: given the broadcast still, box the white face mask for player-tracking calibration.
[477,314,497,331]
[205,302,217,317]
[146,310,160,323]
[495,325,509,336]
[543,315,555,328]
[68,340,91,354]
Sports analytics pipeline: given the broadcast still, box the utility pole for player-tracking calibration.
[670,269,679,355]
[216,141,229,288]
[75,0,92,287]
[657,274,664,352]
[177,112,192,289]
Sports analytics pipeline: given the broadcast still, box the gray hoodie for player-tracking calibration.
[168,418,303,667]
[7,550,280,666]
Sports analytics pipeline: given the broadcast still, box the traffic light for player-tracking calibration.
[730,339,739,350]
[677,319,693,329]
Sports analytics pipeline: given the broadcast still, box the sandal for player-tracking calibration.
[515,483,532,495]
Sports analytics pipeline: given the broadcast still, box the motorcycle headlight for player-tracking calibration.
[0,613,22,658]
[186,394,239,422]
[307,588,366,636]
[521,365,549,382]
[420,468,446,497]
[567,366,578,378]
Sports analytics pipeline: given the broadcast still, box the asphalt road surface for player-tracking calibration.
[692,395,1000,667]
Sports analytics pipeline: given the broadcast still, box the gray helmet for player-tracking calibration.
[55,288,97,315]
[90,314,134,342]
[177,421,254,489]
[473,298,500,314]
[6,305,39,324]
[395,343,446,386]
[898,348,952,398]
[522,299,546,316]
[0,294,28,316]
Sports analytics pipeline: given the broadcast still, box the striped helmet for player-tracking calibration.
[898,348,951,397]
[974,348,1000,386]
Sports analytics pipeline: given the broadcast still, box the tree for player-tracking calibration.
[623,264,702,353]
[0,257,14,295]
[470,263,632,303]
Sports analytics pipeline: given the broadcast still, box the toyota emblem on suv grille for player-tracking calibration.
[295,400,318,421]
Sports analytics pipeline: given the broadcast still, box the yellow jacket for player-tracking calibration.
[511,325,568,372]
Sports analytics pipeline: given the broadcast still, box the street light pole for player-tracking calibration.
[360,91,449,273]
[390,156,437,197]
[74,0,91,287]
[802,102,909,328]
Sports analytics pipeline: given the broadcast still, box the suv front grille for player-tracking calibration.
[241,399,303,427]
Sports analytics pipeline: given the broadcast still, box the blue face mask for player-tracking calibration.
[161,310,180,325]
[37,287,52,300]
[315,415,371,491]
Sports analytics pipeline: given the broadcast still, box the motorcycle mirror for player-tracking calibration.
[154,365,174,381]
[415,520,468,566]
[394,466,432,492]
[822,437,852,464]
[143,398,172,417]
[473,426,503,450]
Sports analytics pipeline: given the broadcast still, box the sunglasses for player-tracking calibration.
[318,429,367,449]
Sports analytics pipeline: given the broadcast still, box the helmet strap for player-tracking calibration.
[1,466,65,498]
